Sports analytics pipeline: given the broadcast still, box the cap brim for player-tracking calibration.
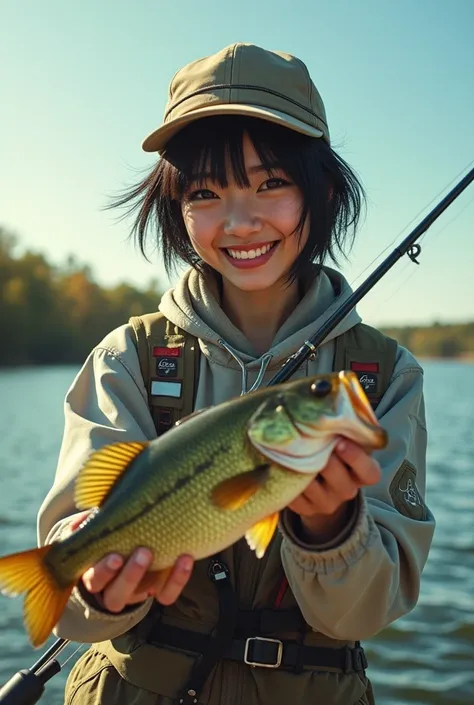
[142,104,325,153]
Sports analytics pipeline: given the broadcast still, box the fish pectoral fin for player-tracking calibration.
[0,545,75,648]
[136,567,173,595]
[74,441,149,510]
[245,512,279,559]
[211,465,270,511]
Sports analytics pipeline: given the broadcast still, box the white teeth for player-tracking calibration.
[226,243,274,260]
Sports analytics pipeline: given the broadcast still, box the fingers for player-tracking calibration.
[153,555,194,606]
[99,548,154,612]
[288,481,326,516]
[82,553,126,596]
[82,548,153,612]
[318,454,359,503]
[81,549,194,613]
[335,439,381,485]
[288,440,382,517]
[291,455,356,516]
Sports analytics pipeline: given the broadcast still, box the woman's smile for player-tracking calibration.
[222,240,279,268]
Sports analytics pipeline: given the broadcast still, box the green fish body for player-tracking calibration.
[0,371,387,646]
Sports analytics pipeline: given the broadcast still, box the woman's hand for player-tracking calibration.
[287,439,381,543]
[69,512,194,613]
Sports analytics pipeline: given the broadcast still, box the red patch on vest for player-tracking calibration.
[350,362,379,373]
[152,346,181,357]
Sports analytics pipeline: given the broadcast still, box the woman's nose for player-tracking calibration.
[223,204,263,238]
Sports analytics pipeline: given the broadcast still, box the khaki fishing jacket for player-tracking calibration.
[37,266,435,705]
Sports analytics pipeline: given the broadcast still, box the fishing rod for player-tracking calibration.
[1,164,473,705]
[0,638,78,705]
[269,164,474,386]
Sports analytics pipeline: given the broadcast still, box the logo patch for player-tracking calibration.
[350,362,379,393]
[389,460,427,521]
[356,372,378,393]
[156,357,178,378]
[399,478,423,508]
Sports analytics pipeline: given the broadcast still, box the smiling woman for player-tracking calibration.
[33,42,434,705]
[115,115,363,351]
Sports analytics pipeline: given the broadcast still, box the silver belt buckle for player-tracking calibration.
[243,637,283,668]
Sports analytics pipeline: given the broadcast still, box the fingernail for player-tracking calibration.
[180,556,193,572]
[135,548,151,567]
[337,440,346,452]
[106,554,123,570]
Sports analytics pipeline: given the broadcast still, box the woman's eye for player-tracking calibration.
[260,177,290,191]
[188,188,217,201]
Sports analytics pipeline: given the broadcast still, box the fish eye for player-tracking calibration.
[310,379,332,398]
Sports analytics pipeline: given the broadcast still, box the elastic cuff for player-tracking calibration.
[281,494,375,575]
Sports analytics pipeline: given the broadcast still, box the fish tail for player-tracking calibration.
[0,545,75,648]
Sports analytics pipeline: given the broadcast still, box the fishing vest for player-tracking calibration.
[129,311,398,434]
[126,312,396,705]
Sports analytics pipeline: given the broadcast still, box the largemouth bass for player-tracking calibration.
[0,371,387,647]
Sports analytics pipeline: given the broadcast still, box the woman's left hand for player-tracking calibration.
[287,438,381,543]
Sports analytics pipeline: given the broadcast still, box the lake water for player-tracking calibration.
[0,362,473,704]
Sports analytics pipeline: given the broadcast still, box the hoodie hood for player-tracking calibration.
[159,265,361,372]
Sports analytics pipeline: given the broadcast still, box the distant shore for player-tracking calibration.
[418,354,474,362]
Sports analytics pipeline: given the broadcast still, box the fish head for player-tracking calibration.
[247,371,387,475]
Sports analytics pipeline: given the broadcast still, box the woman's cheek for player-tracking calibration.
[268,196,303,235]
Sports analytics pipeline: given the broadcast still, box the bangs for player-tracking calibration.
[110,114,365,279]
[161,117,291,200]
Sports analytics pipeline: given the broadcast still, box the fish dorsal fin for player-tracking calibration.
[211,465,269,511]
[74,441,149,510]
[245,512,279,559]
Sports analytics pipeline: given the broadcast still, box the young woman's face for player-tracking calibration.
[181,133,308,292]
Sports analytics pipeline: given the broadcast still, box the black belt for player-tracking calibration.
[149,623,368,674]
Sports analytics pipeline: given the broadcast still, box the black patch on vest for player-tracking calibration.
[156,357,178,377]
[355,372,378,394]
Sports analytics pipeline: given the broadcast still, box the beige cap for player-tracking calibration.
[142,43,329,152]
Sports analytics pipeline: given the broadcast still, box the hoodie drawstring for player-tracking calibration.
[218,339,273,395]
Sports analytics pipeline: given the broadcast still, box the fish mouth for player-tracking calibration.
[294,371,386,448]
[248,371,387,475]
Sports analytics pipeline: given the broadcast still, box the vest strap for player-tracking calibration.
[149,623,368,674]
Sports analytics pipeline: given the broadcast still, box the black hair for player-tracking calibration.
[112,115,365,282]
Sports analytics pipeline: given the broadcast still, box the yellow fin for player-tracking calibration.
[74,441,149,510]
[0,545,75,648]
[211,465,269,510]
[245,512,279,559]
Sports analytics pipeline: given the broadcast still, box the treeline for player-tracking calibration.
[1,228,473,366]
[0,229,164,366]
[380,323,474,359]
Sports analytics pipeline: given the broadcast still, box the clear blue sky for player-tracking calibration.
[1,0,473,326]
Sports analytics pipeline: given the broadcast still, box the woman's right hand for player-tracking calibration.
[69,511,194,613]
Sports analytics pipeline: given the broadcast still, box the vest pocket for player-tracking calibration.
[65,647,172,705]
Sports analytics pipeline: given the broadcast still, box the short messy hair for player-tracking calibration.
[113,115,365,281]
